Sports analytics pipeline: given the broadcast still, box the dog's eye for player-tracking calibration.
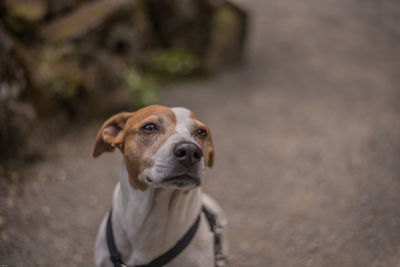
[195,128,207,137]
[141,123,158,133]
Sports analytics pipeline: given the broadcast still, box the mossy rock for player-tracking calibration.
[41,0,131,43]
[203,1,248,72]
[5,0,47,22]
[146,48,200,77]
[2,0,47,39]
[38,45,83,99]
[125,68,158,107]
[0,24,38,161]
[146,0,213,56]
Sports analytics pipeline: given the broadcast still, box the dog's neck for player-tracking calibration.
[112,160,203,265]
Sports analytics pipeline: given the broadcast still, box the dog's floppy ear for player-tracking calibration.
[93,112,133,158]
[206,132,214,168]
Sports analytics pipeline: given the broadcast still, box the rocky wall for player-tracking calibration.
[0,0,248,161]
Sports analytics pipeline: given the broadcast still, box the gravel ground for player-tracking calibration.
[1,0,400,266]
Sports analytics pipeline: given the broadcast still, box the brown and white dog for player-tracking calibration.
[93,105,227,267]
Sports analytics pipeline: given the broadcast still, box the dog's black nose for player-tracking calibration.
[173,141,203,165]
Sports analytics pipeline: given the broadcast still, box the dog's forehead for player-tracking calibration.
[171,107,204,132]
[124,105,205,132]
[125,105,174,127]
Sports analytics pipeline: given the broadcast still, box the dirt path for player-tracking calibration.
[1,0,400,266]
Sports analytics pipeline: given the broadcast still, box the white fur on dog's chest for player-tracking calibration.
[95,164,215,267]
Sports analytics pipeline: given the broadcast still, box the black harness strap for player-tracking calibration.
[106,209,124,267]
[202,206,227,267]
[106,209,201,267]
[201,206,217,234]
[136,213,201,267]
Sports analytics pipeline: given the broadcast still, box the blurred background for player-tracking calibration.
[0,0,399,266]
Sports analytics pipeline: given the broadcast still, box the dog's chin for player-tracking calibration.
[145,175,201,190]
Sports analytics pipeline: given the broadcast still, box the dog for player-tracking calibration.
[93,105,228,267]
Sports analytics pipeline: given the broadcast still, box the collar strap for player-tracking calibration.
[106,208,201,267]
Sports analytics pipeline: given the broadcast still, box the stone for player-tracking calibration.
[42,0,131,43]
[47,0,95,19]
[145,0,247,72]
[38,45,83,100]
[0,24,43,162]
[3,0,47,23]
[146,0,214,56]
[203,1,248,72]
[2,0,47,37]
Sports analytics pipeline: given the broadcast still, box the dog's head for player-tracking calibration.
[93,105,214,191]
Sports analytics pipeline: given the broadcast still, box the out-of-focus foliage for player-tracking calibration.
[147,49,200,77]
[0,0,248,161]
[39,46,82,99]
[124,69,158,108]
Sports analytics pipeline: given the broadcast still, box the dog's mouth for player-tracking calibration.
[161,174,201,187]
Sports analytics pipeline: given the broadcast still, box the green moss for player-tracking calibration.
[146,48,200,77]
[124,49,201,107]
[125,69,158,107]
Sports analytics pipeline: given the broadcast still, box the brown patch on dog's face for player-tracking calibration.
[190,112,214,168]
[123,105,176,190]
[93,105,176,190]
